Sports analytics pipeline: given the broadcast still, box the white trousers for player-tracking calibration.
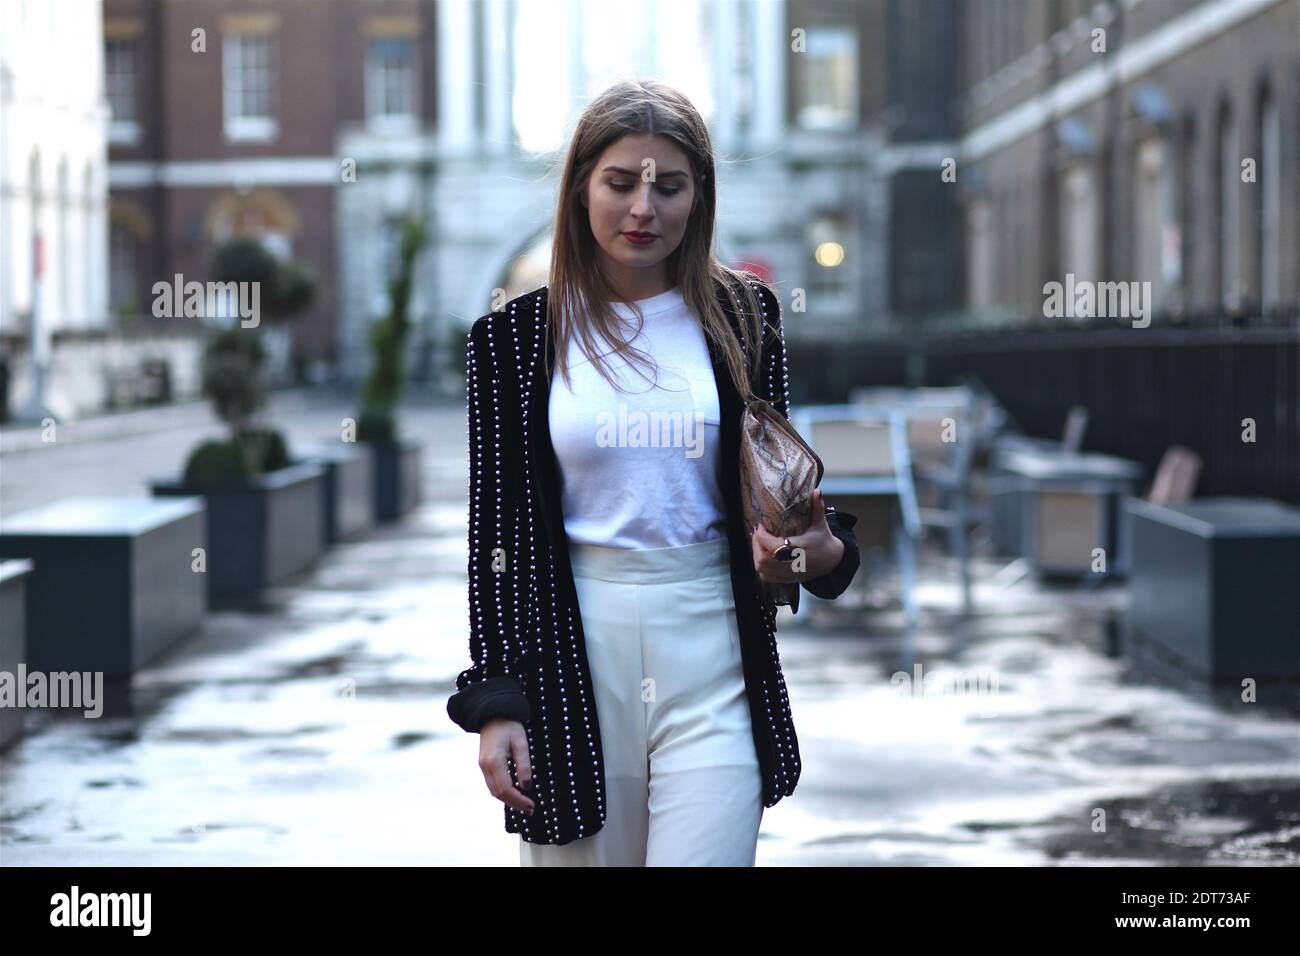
[519,536,764,867]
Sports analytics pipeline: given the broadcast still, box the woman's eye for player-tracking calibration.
[608,182,681,196]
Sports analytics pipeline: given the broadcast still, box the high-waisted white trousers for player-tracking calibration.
[519,535,764,867]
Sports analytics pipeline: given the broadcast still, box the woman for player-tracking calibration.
[448,79,861,866]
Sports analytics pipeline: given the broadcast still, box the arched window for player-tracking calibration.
[1060,164,1098,314]
[108,200,152,317]
[1178,113,1196,312]
[1134,137,1177,311]
[805,211,851,307]
[1215,99,1240,309]
[966,199,994,309]
[205,188,299,258]
[109,220,139,315]
[57,159,70,322]
[1256,83,1280,311]
[83,164,96,321]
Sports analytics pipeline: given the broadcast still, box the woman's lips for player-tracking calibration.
[622,232,658,245]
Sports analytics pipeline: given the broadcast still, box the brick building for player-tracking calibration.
[957,0,1300,319]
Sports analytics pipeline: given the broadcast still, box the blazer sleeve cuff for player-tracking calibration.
[446,675,531,733]
[801,507,862,601]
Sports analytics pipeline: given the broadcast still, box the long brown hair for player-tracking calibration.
[546,78,770,399]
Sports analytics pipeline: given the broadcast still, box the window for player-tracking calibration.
[1258,89,1280,310]
[380,216,406,282]
[223,33,276,141]
[806,212,851,303]
[1134,137,1179,310]
[106,38,140,144]
[370,215,406,315]
[1216,103,1240,309]
[967,200,994,308]
[57,160,69,320]
[366,37,418,128]
[1060,164,1098,315]
[109,221,138,315]
[795,27,858,130]
[83,165,96,321]
[1178,114,1196,312]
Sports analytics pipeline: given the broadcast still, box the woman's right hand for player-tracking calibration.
[478,718,535,815]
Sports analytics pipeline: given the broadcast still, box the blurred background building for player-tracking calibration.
[0,0,111,418]
[958,0,1299,319]
[0,0,1297,501]
[80,0,971,388]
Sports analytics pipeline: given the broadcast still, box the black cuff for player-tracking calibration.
[446,675,531,733]
[801,507,862,600]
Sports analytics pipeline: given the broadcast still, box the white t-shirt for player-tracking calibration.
[548,286,727,550]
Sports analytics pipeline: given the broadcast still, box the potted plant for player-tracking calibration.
[356,216,426,522]
[150,237,326,603]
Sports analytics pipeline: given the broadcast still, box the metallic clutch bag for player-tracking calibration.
[739,395,825,613]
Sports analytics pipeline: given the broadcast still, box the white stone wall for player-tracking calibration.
[0,0,110,338]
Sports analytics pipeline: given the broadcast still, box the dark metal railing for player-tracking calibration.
[789,307,1300,505]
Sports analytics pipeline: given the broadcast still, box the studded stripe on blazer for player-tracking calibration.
[448,275,862,846]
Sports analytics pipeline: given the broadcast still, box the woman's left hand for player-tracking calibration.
[750,489,845,585]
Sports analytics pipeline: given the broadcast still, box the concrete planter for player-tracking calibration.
[151,461,326,602]
[1127,497,1300,688]
[0,498,206,680]
[369,438,422,523]
[300,445,375,544]
[0,559,33,751]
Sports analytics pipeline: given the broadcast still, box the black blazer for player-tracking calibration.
[448,274,861,846]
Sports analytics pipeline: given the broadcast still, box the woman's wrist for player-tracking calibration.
[817,534,846,577]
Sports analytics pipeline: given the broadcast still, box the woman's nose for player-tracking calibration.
[630,184,656,217]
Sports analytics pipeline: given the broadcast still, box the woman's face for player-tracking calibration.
[582,133,696,290]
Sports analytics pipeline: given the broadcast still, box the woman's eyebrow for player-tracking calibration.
[601,165,689,179]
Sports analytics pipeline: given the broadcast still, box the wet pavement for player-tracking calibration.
[1,389,1297,865]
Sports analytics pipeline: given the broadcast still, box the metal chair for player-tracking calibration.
[791,403,922,631]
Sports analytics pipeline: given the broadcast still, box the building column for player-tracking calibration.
[640,0,659,78]
[750,0,787,150]
[566,0,587,128]
[482,0,513,155]
[87,165,108,325]
[710,0,741,154]
[436,0,477,156]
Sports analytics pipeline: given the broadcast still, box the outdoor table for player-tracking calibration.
[991,447,1144,577]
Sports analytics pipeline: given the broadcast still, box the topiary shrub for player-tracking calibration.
[357,217,425,445]
[178,236,318,484]
[238,426,290,472]
[183,439,257,487]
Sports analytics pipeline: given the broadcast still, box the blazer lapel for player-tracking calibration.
[526,287,571,593]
